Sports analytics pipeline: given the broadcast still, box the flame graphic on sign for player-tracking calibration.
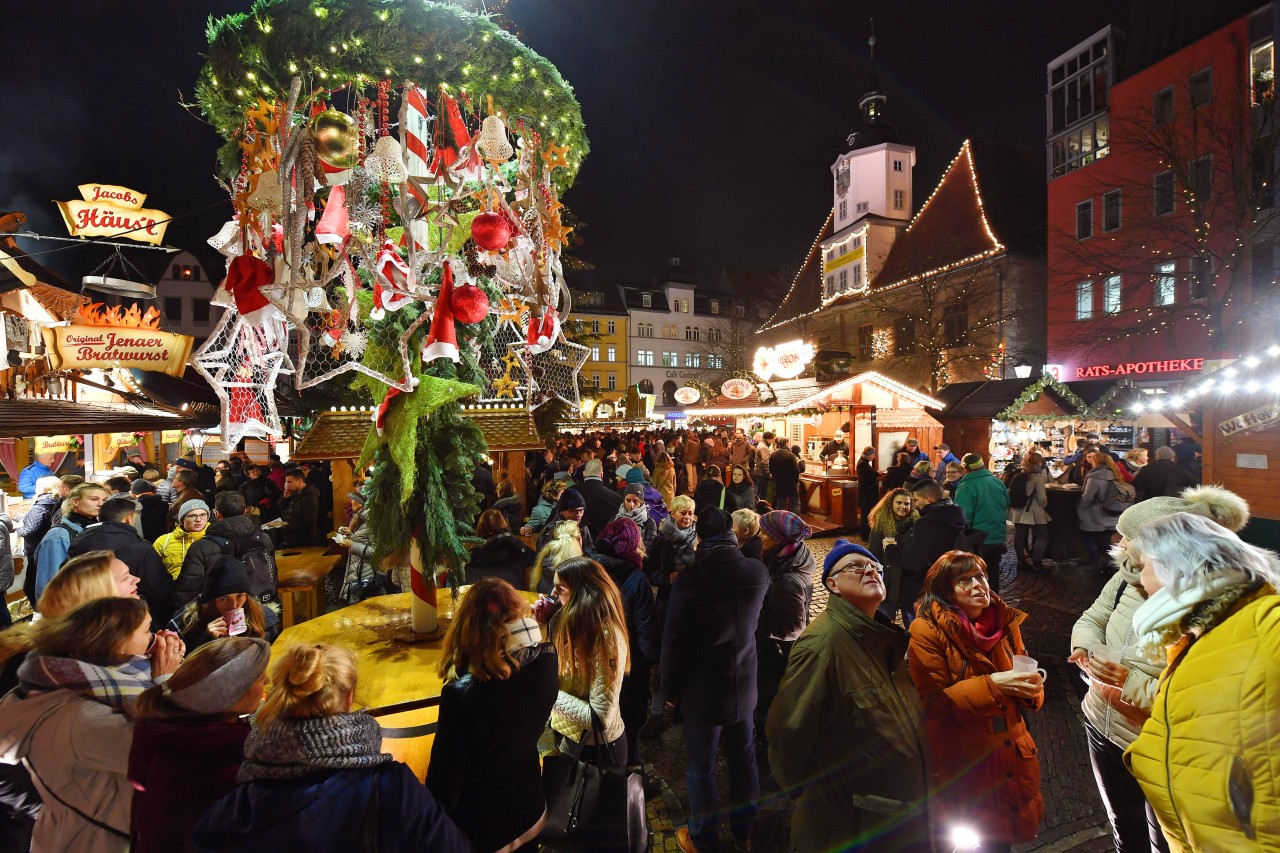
[75,302,163,330]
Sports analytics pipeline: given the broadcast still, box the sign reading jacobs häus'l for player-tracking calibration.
[55,183,170,246]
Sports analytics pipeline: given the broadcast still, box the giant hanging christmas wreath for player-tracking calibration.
[196,0,588,189]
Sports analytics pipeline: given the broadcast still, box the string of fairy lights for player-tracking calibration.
[1129,342,1280,414]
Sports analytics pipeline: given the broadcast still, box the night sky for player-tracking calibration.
[3,0,1127,291]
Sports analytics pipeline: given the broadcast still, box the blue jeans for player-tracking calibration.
[684,716,759,850]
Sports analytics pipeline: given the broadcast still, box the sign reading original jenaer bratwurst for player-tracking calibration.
[42,325,193,377]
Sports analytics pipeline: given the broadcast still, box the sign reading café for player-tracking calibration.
[55,183,171,246]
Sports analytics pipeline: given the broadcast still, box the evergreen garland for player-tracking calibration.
[195,0,588,188]
[996,374,1092,422]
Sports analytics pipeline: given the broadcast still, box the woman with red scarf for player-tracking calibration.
[907,551,1045,852]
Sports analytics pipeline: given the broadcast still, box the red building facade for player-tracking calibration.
[1046,10,1278,385]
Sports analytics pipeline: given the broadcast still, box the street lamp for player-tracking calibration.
[186,430,210,466]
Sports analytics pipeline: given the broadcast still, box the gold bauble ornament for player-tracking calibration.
[308,109,360,170]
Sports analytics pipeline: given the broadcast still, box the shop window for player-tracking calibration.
[1252,42,1274,104]
[1154,171,1175,216]
[1076,280,1094,320]
[1153,86,1175,125]
[1103,189,1121,231]
[638,379,654,394]
[1154,262,1177,306]
[942,302,969,346]
[1189,67,1213,108]
[1076,199,1093,240]
[857,324,873,361]
[1103,275,1121,315]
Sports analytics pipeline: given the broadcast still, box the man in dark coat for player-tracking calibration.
[768,444,803,515]
[277,468,321,548]
[174,491,269,612]
[68,496,174,627]
[572,459,622,539]
[130,479,170,543]
[900,481,972,622]
[661,507,769,853]
[1133,445,1198,502]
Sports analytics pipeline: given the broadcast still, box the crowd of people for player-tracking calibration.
[1,425,1275,852]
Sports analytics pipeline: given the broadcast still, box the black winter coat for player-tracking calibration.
[1131,459,1197,502]
[173,515,263,611]
[660,539,769,725]
[899,499,969,598]
[278,485,322,547]
[769,448,802,500]
[856,458,879,507]
[68,521,174,626]
[135,494,170,543]
[880,462,913,496]
[574,479,622,539]
[427,644,558,852]
[464,534,535,590]
[588,547,661,667]
[693,478,725,514]
[758,544,815,642]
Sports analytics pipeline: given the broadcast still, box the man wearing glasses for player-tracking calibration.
[766,540,932,852]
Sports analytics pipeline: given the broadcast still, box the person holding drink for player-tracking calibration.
[908,551,1045,853]
[170,557,278,652]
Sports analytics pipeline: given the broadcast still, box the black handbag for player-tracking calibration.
[539,711,648,853]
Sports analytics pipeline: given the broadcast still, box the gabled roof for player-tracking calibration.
[757,210,833,332]
[291,411,372,460]
[685,371,943,416]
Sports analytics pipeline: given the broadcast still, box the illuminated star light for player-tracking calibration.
[191,310,290,450]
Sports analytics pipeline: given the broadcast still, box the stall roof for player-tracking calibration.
[291,406,543,462]
[0,398,217,438]
[937,376,1125,420]
[0,243,84,322]
[686,371,944,416]
[873,407,944,430]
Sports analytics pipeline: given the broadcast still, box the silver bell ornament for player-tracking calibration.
[476,114,514,162]
[365,136,408,183]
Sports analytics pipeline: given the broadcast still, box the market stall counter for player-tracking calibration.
[269,587,540,781]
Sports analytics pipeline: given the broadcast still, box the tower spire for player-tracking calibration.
[868,17,875,64]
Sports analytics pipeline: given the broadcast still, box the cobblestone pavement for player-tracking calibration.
[638,536,1118,853]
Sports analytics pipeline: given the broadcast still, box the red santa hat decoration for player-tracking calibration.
[422,260,461,363]
[372,376,420,437]
[369,240,414,321]
[527,308,561,355]
[221,254,279,328]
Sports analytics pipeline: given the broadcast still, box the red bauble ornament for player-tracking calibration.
[470,211,512,252]
[450,282,490,325]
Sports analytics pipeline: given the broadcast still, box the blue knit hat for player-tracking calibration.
[625,467,646,485]
[822,539,878,585]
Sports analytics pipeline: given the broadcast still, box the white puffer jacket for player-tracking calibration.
[1069,571,1164,747]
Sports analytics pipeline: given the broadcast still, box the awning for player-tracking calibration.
[0,398,218,438]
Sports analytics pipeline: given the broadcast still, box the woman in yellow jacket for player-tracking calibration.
[154,499,211,579]
[1123,511,1280,852]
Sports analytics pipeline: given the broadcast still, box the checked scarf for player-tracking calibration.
[17,652,154,712]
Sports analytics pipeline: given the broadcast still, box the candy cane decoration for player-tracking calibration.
[402,83,433,253]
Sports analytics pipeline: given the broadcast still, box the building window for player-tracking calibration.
[1252,42,1274,104]
[894,318,914,355]
[893,159,904,172]
[1076,199,1093,240]
[1103,275,1121,315]
[857,324,873,361]
[1076,280,1094,320]
[708,328,722,343]
[641,293,652,308]
[607,374,617,390]
[942,302,969,345]
[825,274,837,298]
[637,349,654,366]
[573,319,585,334]
[591,320,599,334]
[1154,170,1175,216]
[1153,86,1175,125]
[690,353,701,368]
[734,305,744,318]
[1190,155,1213,201]
[606,320,616,335]
[591,346,600,361]
[592,373,600,388]
[1103,189,1121,231]
[662,351,677,367]
[708,354,723,369]
[193,299,210,324]
[838,199,847,219]
[1189,67,1213,108]
[838,270,847,290]
[892,189,905,210]
[684,326,692,341]
[710,301,719,314]
[165,297,183,322]
[856,201,869,213]
[1155,262,1176,306]
[852,264,862,287]
[606,346,616,362]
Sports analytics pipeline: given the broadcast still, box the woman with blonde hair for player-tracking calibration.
[732,508,763,560]
[652,451,677,509]
[867,488,918,622]
[0,597,183,851]
[129,637,270,852]
[192,643,471,850]
[33,481,109,602]
[538,556,631,770]
[522,478,569,536]
[428,578,558,852]
[530,519,583,594]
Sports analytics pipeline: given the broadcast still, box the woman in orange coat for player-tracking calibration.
[908,551,1045,852]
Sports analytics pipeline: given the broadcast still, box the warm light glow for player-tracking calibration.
[754,339,816,380]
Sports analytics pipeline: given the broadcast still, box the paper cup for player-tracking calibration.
[1090,643,1121,665]
[1011,654,1047,681]
[226,607,247,637]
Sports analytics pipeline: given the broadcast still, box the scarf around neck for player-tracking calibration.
[504,617,543,654]
[18,652,154,711]
[660,516,698,564]
[955,607,1005,653]
[1130,573,1243,660]
[239,712,391,782]
[616,501,649,528]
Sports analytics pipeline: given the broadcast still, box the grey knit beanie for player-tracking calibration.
[1115,485,1250,539]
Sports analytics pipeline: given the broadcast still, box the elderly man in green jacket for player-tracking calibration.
[767,540,932,852]
[954,453,1011,593]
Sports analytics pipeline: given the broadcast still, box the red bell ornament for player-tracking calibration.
[470,211,512,252]
[450,282,491,325]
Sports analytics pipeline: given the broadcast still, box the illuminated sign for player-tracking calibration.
[160,430,184,444]
[34,435,73,454]
[673,387,701,405]
[1074,358,1204,379]
[42,326,194,377]
[719,379,752,400]
[56,183,170,246]
[1219,401,1280,438]
[754,339,815,380]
